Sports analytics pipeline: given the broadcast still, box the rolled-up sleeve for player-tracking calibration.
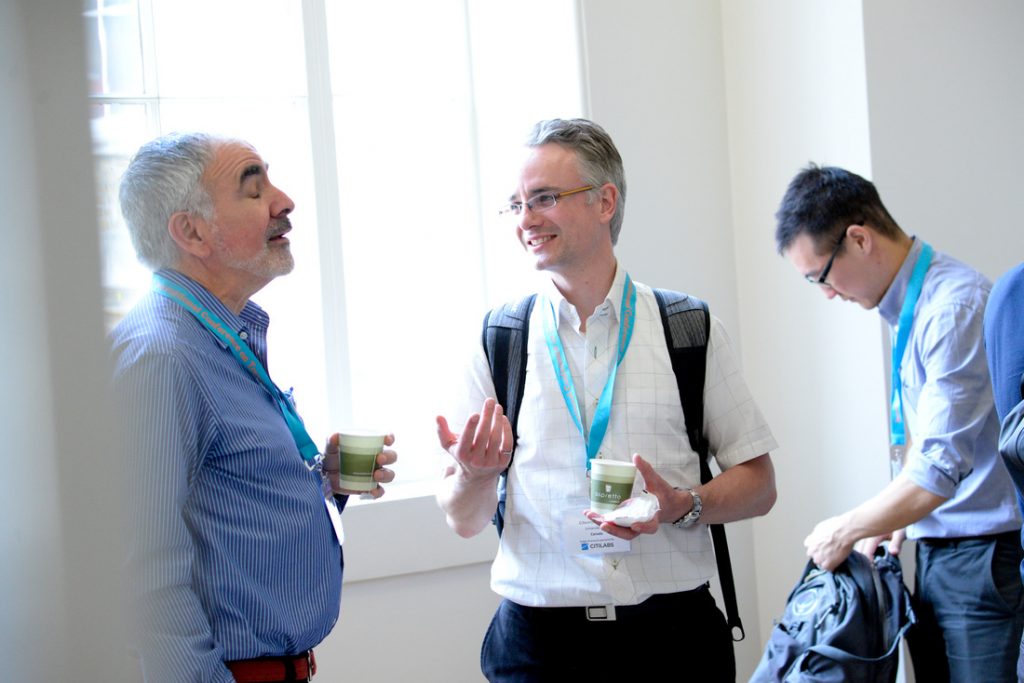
[901,300,994,499]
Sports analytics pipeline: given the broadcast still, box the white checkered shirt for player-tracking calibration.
[456,265,777,606]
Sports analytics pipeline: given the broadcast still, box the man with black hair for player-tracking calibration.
[776,163,1024,682]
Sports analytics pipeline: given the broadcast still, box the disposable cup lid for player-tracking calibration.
[338,429,387,446]
[591,459,636,472]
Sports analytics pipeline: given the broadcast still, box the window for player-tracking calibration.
[85,0,584,493]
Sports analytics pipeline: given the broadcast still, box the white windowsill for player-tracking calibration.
[340,484,498,584]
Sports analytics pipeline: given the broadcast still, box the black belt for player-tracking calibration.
[512,583,711,623]
[917,529,1020,548]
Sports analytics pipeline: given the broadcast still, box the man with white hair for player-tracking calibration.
[112,132,397,682]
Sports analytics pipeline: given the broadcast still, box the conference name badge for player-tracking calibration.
[325,497,345,545]
[563,507,630,555]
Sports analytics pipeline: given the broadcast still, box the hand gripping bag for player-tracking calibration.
[750,550,914,683]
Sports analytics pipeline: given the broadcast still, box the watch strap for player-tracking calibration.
[672,487,702,528]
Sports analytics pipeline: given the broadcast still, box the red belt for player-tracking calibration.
[226,650,316,682]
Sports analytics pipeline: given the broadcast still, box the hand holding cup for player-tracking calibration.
[323,431,396,499]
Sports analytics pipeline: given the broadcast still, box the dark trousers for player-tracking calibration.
[907,531,1024,683]
[481,584,735,682]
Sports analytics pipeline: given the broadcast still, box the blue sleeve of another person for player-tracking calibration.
[985,261,1024,505]
[985,262,1024,421]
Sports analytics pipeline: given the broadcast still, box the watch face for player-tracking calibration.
[683,490,701,526]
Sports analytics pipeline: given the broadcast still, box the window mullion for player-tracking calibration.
[137,0,158,94]
[301,0,352,428]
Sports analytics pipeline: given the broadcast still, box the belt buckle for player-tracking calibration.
[585,605,616,621]
[304,650,314,681]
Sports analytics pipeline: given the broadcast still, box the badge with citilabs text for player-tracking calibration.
[563,505,630,555]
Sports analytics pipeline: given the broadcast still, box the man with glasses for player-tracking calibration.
[776,163,1024,682]
[436,118,777,681]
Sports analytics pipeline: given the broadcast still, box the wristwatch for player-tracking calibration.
[672,487,702,528]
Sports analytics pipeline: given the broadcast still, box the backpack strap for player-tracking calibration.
[481,294,537,536]
[652,289,710,458]
[653,288,745,642]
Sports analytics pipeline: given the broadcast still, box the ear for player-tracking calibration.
[168,211,212,259]
[596,183,618,225]
[846,223,873,255]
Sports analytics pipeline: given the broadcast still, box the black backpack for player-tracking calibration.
[482,288,746,640]
[750,550,915,683]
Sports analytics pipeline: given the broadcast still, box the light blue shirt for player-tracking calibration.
[879,239,1021,539]
[111,269,344,682]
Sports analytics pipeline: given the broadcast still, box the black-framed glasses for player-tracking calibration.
[499,185,594,216]
[806,232,846,286]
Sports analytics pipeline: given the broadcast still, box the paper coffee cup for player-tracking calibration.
[337,430,386,492]
[589,459,637,513]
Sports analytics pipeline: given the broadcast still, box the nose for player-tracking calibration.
[821,285,839,300]
[270,185,294,218]
[517,202,541,232]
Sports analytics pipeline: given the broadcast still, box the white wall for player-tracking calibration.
[862,0,1024,278]
[1,0,131,680]
[0,3,64,678]
[720,1,890,668]
[8,2,1022,682]
[582,0,740,329]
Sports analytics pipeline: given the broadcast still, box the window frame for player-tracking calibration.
[87,0,586,578]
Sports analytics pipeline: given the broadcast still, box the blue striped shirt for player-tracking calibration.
[879,239,1021,538]
[111,269,344,682]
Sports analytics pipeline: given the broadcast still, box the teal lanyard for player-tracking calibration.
[542,274,637,471]
[890,242,933,447]
[152,274,321,467]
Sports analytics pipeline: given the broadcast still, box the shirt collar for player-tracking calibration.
[156,268,269,343]
[877,237,923,326]
[542,261,624,329]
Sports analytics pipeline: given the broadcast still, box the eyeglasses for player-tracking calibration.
[806,232,846,286]
[499,185,594,216]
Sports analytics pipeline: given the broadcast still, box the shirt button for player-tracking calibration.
[239,331,249,340]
